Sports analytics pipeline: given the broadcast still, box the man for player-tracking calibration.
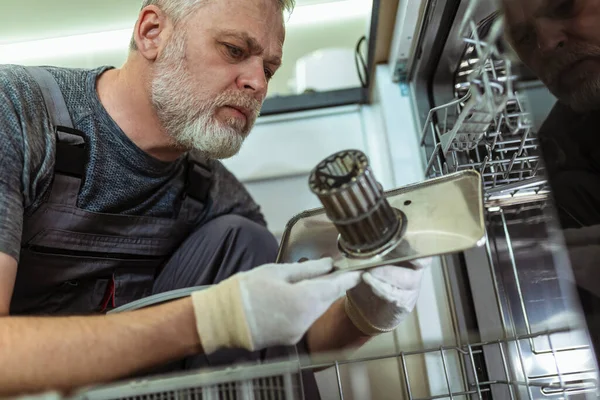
[0,0,425,396]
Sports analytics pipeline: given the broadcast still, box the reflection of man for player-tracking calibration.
[503,0,600,229]
[502,0,600,357]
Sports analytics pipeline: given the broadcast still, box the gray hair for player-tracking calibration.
[130,0,295,50]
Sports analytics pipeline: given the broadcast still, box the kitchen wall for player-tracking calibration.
[0,0,372,98]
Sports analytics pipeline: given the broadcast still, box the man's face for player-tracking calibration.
[151,0,285,159]
[503,0,600,112]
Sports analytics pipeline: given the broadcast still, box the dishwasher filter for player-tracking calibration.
[277,149,486,270]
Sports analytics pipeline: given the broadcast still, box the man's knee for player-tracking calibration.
[201,215,279,258]
[153,215,279,292]
[178,214,280,273]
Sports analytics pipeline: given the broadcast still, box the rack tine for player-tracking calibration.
[467,344,483,400]
[439,348,455,400]
[334,361,345,400]
[504,153,518,180]
[498,341,516,400]
[425,143,443,177]
[401,353,414,400]
[517,130,528,156]
[548,332,566,391]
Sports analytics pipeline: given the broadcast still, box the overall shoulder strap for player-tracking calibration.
[25,66,86,206]
[26,67,86,177]
[26,67,75,130]
[185,151,213,204]
[179,152,213,222]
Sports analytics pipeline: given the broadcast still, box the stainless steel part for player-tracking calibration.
[278,170,486,271]
[308,150,401,256]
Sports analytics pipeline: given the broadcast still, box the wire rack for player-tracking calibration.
[419,14,549,205]
[71,360,304,400]
[63,327,594,400]
[312,328,597,400]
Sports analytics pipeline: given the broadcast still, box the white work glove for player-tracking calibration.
[191,258,361,354]
[345,258,430,335]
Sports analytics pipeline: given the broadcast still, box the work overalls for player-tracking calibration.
[12,67,214,316]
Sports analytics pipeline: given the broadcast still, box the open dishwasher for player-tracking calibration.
[47,0,599,399]
[408,0,599,399]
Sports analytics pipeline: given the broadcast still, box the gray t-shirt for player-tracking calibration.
[0,64,266,262]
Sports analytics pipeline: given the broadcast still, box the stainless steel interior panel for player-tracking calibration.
[470,203,596,400]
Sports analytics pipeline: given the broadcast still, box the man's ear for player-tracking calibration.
[132,5,172,61]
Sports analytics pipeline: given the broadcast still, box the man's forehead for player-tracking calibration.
[502,0,546,23]
[187,0,285,56]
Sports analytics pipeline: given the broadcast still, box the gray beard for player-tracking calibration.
[559,76,600,113]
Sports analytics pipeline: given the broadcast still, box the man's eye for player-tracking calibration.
[511,27,535,47]
[225,44,244,59]
[264,68,274,80]
[516,32,534,46]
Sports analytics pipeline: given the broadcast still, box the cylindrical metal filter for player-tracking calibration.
[309,150,402,256]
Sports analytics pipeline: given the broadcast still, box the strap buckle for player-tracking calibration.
[185,159,212,203]
[55,126,87,178]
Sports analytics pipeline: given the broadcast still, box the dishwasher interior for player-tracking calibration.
[410,0,599,399]
[56,0,600,399]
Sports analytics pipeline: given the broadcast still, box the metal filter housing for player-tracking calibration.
[308,150,403,256]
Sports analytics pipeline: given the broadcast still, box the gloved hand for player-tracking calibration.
[191,258,361,354]
[345,258,430,336]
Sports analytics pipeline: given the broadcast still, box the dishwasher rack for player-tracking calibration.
[419,12,548,206]
[63,329,592,400]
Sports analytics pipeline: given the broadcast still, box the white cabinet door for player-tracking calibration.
[222,105,366,182]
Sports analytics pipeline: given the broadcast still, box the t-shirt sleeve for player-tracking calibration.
[0,65,54,262]
[205,160,268,227]
[0,72,27,262]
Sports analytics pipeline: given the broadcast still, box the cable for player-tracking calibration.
[354,35,369,88]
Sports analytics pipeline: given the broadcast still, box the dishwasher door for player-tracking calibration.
[407,0,600,398]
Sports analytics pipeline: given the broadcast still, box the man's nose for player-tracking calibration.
[535,19,568,53]
[237,58,268,100]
